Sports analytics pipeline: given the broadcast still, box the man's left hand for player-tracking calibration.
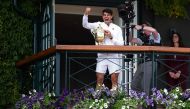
[174,71,181,79]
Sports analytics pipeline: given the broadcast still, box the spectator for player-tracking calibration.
[165,32,189,91]
[130,22,161,95]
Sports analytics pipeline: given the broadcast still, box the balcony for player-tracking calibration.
[16,45,190,95]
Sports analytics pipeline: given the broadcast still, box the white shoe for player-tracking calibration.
[110,86,118,97]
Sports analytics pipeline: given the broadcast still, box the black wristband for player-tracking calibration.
[141,25,144,30]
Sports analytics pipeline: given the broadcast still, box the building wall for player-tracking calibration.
[155,16,190,47]
[139,1,190,47]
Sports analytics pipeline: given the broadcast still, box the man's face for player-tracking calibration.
[102,12,113,25]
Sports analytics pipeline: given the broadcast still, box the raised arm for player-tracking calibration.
[135,25,159,39]
[82,7,97,29]
[135,24,161,43]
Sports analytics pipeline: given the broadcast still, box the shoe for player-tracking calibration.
[110,86,118,97]
[95,84,102,91]
[93,84,105,99]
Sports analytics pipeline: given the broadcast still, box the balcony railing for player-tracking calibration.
[16,45,190,95]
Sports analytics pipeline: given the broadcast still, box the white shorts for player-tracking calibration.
[96,58,122,74]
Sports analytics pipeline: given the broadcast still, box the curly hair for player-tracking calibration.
[102,8,113,15]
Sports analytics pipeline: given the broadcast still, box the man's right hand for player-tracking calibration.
[84,7,91,15]
[135,25,142,30]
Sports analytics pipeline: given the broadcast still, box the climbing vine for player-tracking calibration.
[144,0,190,19]
[0,0,38,107]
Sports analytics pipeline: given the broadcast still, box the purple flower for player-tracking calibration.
[129,90,138,98]
[152,88,157,92]
[182,90,190,99]
[139,92,146,99]
[88,88,95,94]
[145,96,154,106]
[161,98,167,104]
[15,90,57,109]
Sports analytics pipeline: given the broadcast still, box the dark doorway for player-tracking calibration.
[55,13,102,45]
[55,13,100,91]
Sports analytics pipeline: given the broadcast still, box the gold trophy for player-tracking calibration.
[91,24,105,45]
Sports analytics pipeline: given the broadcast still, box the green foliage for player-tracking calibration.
[74,98,110,109]
[144,0,190,19]
[112,97,139,109]
[185,101,190,109]
[112,90,147,109]
[0,0,37,106]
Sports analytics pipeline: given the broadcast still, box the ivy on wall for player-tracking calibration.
[0,0,37,107]
[144,0,190,19]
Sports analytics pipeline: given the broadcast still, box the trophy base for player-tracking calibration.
[96,42,104,45]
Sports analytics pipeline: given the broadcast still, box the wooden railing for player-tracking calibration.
[16,45,190,68]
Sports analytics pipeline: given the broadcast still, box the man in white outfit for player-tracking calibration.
[82,7,124,91]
